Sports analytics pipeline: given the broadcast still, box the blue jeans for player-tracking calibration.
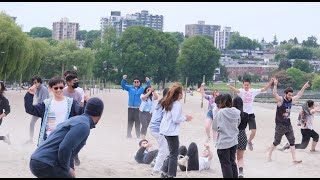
[30,159,73,178]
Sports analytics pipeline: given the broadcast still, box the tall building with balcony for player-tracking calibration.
[100,10,163,37]
[52,17,79,41]
[214,26,234,50]
[185,21,221,39]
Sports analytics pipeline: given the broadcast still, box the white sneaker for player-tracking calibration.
[4,134,11,145]
[178,155,189,167]
[238,172,244,178]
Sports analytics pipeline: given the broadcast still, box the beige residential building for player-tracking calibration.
[52,17,79,41]
[185,21,220,39]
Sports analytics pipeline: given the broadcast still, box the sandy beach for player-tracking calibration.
[0,89,319,178]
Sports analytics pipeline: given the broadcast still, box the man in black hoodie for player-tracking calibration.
[29,97,104,178]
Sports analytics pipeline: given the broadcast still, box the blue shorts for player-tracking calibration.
[206,110,213,120]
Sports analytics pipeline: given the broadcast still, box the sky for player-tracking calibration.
[1,2,319,43]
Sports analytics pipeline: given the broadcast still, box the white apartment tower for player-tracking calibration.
[100,10,163,37]
[214,26,233,50]
[52,17,79,41]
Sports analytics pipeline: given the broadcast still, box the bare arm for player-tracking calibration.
[226,84,240,94]
[292,81,310,102]
[260,78,274,93]
[141,90,153,101]
[273,78,282,103]
[204,143,213,161]
[152,90,159,100]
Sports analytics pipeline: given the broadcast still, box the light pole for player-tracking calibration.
[0,52,6,85]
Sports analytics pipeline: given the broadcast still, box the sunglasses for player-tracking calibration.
[53,86,64,90]
[134,81,140,83]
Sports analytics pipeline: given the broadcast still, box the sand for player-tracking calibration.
[0,89,319,178]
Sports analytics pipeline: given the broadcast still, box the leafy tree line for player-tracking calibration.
[1,12,221,87]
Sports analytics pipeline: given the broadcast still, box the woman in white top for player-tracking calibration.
[159,82,192,178]
[139,86,158,140]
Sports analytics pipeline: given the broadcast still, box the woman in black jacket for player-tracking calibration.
[0,81,11,144]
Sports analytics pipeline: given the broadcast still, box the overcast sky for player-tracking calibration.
[1,2,319,42]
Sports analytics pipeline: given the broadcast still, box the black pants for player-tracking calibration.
[139,111,152,136]
[30,159,73,178]
[0,136,4,140]
[161,136,179,177]
[295,129,319,149]
[127,108,140,138]
[217,145,238,178]
[178,142,199,171]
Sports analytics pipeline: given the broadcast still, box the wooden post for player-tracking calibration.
[201,75,205,108]
[184,77,188,104]
[19,73,22,93]
[89,77,92,96]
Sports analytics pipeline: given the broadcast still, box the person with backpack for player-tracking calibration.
[281,100,320,152]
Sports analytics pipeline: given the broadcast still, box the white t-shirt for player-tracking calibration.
[199,156,211,171]
[46,98,68,137]
[237,89,261,114]
[75,87,85,103]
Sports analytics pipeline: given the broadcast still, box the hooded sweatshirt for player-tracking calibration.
[159,101,186,136]
[213,107,240,149]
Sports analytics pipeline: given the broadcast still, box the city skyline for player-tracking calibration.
[1,2,319,43]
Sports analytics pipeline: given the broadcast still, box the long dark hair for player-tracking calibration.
[233,96,243,115]
[0,82,5,96]
[143,86,153,101]
[220,93,233,108]
[161,82,182,111]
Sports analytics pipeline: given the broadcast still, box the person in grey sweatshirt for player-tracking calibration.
[26,76,49,144]
[212,93,240,178]
[159,83,192,178]
[29,97,104,178]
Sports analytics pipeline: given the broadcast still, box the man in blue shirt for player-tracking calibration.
[121,74,150,138]
[29,97,104,178]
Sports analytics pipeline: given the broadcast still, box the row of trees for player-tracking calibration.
[1,12,222,87]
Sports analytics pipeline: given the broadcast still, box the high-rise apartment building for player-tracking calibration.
[52,17,79,41]
[100,10,163,37]
[185,21,221,39]
[214,26,234,50]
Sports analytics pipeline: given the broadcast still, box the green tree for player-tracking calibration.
[178,36,220,87]
[287,47,313,60]
[272,35,278,46]
[93,26,119,81]
[84,30,101,48]
[119,26,179,85]
[227,33,261,50]
[166,32,185,45]
[23,38,50,78]
[0,12,30,80]
[294,37,299,45]
[286,67,304,88]
[39,40,95,79]
[278,59,292,70]
[312,75,320,90]
[274,70,296,89]
[219,64,229,82]
[274,53,287,62]
[302,36,319,48]
[293,59,313,73]
[76,30,87,41]
[29,27,52,38]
